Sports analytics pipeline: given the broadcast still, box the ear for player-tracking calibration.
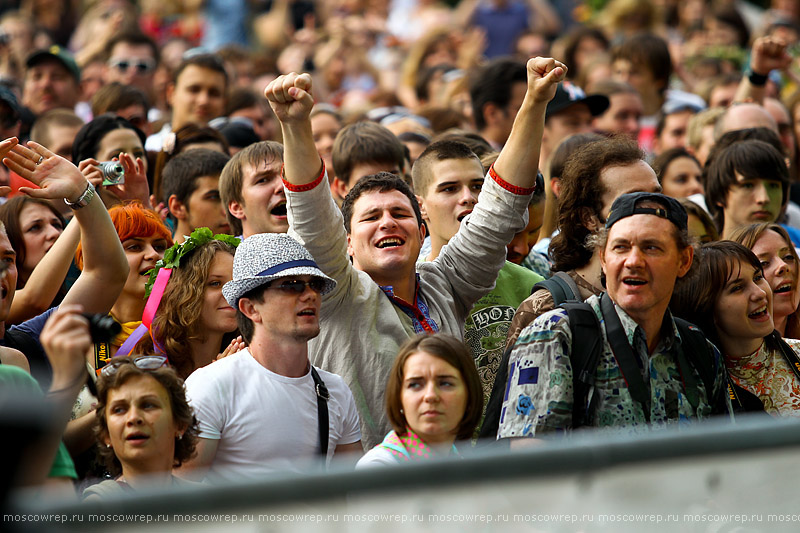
[168,195,187,220]
[579,206,601,232]
[551,176,561,198]
[228,199,246,221]
[419,220,426,242]
[483,102,503,127]
[346,232,354,258]
[676,244,694,278]
[331,177,349,202]
[416,194,429,222]
[238,297,262,323]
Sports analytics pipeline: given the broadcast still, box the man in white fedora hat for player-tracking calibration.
[179,233,362,481]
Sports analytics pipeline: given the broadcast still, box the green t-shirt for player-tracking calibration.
[0,365,78,479]
[463,261,542,415]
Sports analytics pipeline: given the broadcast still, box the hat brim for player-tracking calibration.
[546,94,610,119]
[222,266,336,307]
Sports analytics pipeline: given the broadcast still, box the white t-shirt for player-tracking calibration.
[184,349,362,481]
[356,445,399,469]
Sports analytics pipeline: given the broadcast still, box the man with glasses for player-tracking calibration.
[179,233,362,481]
[103,32,159,114]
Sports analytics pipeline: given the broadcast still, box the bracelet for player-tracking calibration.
[64,181,95,210]
[747,70,769,87]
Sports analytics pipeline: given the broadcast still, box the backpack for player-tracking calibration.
[479,276,725,441]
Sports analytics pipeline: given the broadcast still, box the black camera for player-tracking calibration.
[82,314,121,344]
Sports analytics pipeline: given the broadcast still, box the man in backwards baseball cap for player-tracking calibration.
[498,191,731,441]
[180,233,362,480]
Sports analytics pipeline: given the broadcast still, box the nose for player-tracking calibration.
[506,234,527,263]
[143,244,160,260]
[754,182,770,204]
[775,257,789,276]
[45,224,61,241]
[379,211,398,230]
[423,381,439,403]
[624,246,645,268]
[126,406,143,426]
[459,185,477,205]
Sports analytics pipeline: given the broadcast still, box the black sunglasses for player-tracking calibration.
[100,355,168,377]
[266,278,326,294]
[109,58,156,74]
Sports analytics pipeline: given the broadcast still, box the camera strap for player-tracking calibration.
[310,366,330,457]
[93,342,112,375]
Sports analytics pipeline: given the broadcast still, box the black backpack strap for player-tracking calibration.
[532,271,581,306]
[561,301,603,428]
[310,367,329,456]
[599,293,652,422]
[479,343,513,443]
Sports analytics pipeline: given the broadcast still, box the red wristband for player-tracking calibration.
[282,160,326,192]
[488,164,536,195]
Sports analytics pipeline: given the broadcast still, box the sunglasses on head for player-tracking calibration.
[100,355,168,377]
[109,58,156,74]
[266,278,326,294]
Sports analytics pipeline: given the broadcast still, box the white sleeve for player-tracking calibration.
[337,381,362,445]
[184,369,224,441]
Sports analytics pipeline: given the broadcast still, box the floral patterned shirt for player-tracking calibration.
[726,338,800,416]
[498,294,730,438]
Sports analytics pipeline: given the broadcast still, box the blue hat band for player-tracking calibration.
[256,259,319,278]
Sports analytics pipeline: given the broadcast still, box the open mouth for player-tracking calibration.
[622,278,646,286]
[748,305,768,319]
[271,202,287,217]
[126,432,149,443]
[775,282,792,294]
[376,237,404,249]
[457,210,473,222]
[297,309,316,316]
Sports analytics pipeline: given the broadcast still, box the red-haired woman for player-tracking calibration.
[75,201,173,355]
[68,201,172,482]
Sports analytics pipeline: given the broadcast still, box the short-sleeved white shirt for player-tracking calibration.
[185,349,361,481]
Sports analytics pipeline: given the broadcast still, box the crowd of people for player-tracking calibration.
[2,0,800,502]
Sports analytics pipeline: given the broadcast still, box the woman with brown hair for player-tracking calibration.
[82,355,199,499]
[136,231,240,379]
[357,333,482,467]
[731,223,800,339]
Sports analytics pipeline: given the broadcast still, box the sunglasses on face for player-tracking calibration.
[109,58,156,74]
[266,278,326,294]
[100,355,168,377]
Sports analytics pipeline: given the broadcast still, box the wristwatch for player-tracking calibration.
[64,181,95,210]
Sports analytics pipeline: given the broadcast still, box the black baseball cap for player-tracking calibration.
[546,82,609,120]
[605,192,688,231]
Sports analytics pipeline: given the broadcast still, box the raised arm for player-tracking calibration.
[8,220,81,323]
[734,36,791,105]
[492,57,566,189]
[264,72,323,186]
[4,142,129,314]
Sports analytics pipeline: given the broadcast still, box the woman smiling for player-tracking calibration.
[674,241,800,415]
